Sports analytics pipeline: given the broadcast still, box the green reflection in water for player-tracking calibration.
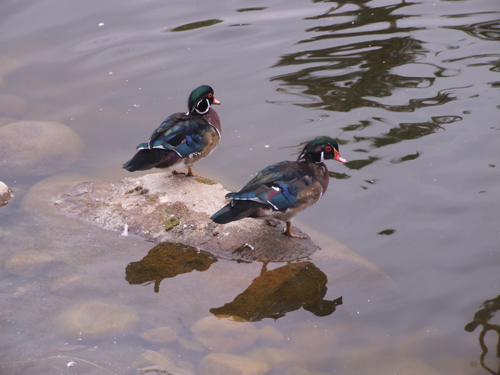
[169,19,223,32]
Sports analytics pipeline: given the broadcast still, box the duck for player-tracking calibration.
[210,136,346,238]
[123,85,221,176]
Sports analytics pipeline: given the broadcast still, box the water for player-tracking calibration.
[1,0,500,374]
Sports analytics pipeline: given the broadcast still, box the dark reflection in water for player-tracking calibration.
[125,242,217,293]
[447,20,500,42]
[168,19,223,32]
[210,262,342,321]
[465,295,500,375]
[270,1,444,113]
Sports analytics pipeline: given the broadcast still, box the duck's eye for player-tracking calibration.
[208,93,213,98]
[325,145,333,152]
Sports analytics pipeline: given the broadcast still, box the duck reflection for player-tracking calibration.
[210,262,342,321]
[465,295,500,375]
[125,242,217,293]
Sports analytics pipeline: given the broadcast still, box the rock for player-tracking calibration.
[0,56,22,87]
[134,350,176,370]
[140,326,178,346]
[0,94,27,117]
[55,300,138,341]
[53,173,322,263]
[247,347,303,368]
[4,250,54,277]
[191,315,257,353]
[0,121,84,177]
[257,325,284,345]
[198,353,270,375]
[135,350,194,375]
[0,180,12,206]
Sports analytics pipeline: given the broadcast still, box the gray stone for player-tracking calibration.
[199,353,270,375]
[4,250,53,277]
[55,300,138,341]
[0,121,84,177]
[191,315,257,353]
[140,326,178,346]
[53,173,322,263]
[0,180,12,206]
[247,347,303,368]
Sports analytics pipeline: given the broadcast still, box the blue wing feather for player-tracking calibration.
[138,113,213,157]
[227,161,309,211]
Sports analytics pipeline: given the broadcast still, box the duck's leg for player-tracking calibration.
[284,221,307,239]
[265,219,280,228]
[172,166,199,177]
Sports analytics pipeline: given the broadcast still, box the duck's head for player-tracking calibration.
[188,85,220,115]
[298,136,346,164]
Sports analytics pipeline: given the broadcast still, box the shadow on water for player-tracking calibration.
[465,295,500,375]
[126,242,342,322]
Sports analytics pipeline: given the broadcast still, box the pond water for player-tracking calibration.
[1,0,500,374]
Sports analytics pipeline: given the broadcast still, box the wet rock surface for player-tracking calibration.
[55,299,139,341]
[0,120,84,177]
[53,173,324,263]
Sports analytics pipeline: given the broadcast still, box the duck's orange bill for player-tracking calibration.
[213,98,221,105]
[334,150,347,163]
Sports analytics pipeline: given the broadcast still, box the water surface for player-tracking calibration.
[1,0,500,374]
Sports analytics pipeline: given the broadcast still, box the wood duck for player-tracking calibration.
[210,137,346,238]
[123,85,221,176]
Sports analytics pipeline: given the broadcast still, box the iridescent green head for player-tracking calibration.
[188,85,220,115]
[298,136,346,164]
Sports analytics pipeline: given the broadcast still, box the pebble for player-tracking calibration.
[0,180,12,206]
[4,250,53,277]
[55,300,138,341]
[0,120,84,177]
[198,353,270,375]
[140,326,178,346]
[247,347,304,368]
[191,315,257,353]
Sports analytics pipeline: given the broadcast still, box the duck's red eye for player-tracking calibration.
[208,93,213,98]
[325,145,333,152]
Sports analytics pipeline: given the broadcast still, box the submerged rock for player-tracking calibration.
[198,353,270,375]
[140,326,178,346]
[55,299,138,341]
[4,250,54,277]
[0,120,84,177]
[191,315,257,353]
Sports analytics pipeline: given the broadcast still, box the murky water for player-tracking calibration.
[1,0,500,374]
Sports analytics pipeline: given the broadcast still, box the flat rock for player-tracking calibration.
[198,353,270,375]
[55,299,138,341]
[140,326,178,346]
[4,250,54,277]
[53,173,322,263]
[191,315,257,353]
[0,120,84,177]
